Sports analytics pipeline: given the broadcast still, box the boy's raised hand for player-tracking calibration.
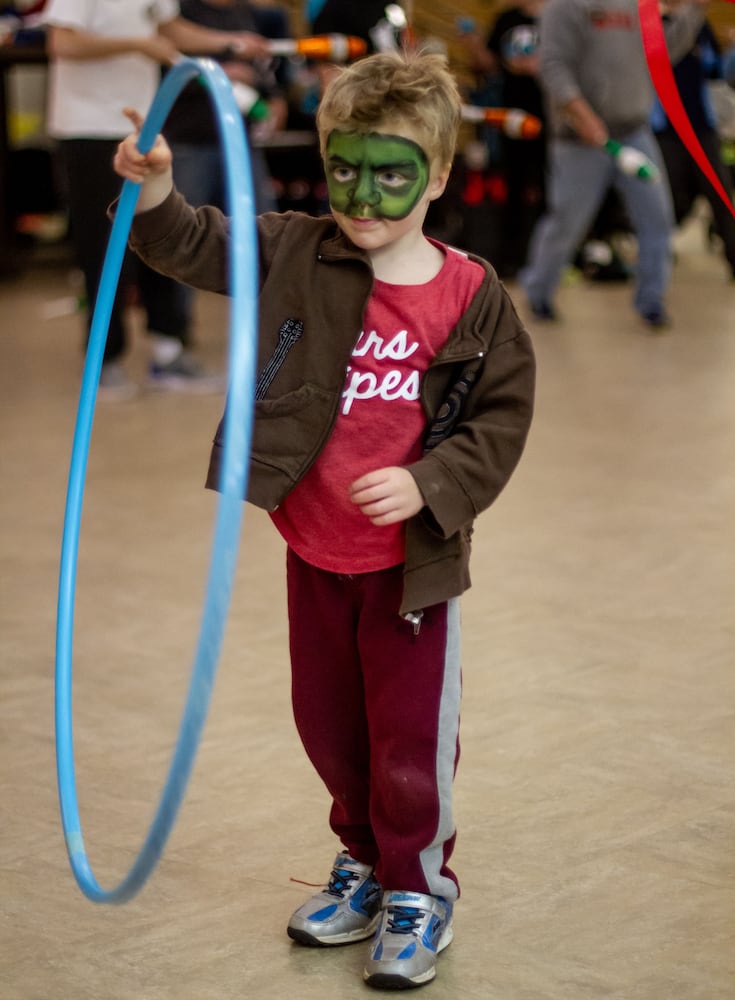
[113,108,172,182]
[350,467,424,526]
[113,109,174,211]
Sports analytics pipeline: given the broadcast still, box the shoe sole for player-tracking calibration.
[363,921,454,989]
[287,915,380,948]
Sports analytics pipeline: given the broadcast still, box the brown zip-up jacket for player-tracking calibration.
[128,189,536,613]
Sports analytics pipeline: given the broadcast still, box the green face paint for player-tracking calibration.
[325,130,431,221]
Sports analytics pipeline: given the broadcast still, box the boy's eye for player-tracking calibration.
[376,169,410,188]
[332,165,357,183]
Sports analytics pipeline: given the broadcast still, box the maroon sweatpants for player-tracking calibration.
[286,547,462,901]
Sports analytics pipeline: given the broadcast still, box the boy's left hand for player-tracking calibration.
[350,467,424,526]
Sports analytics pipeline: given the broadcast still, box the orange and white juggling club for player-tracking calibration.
[267,34,367,62]
[461,104,542,140]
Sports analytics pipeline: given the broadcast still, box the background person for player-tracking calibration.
[519,0,709,328]
[45,0,270,396]
[651,9,735,279]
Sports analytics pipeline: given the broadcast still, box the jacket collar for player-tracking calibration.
[316,220,505,363]
[317,224,371,263]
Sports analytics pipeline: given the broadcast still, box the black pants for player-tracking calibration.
[497,134,546,277]
[58,138,190,362]
[655,126,735,276]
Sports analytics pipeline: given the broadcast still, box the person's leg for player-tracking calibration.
[357,573,460,989]
[287,549,376,864]
[137,262,192,346]
[615,127,674,319]
[655,129,697,225]
[287,550,461,900]
[287,549,383,948]
[695,127,735,277]
[58,139,129,361]
[287,550,460,985]
[520,139,614,313]
[358,576,461,902]
[503,135,546,276]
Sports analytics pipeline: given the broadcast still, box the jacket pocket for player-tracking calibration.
[250,382,337,483]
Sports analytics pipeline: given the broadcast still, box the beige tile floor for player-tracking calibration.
[1,216,734,1000]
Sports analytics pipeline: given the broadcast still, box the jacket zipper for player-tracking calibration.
[402,610,424,636]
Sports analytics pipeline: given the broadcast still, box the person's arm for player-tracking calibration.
[723,31,735,87]
[158,16,270,60]
[457,28,499,77]
[662,1,709,66]
[562,95,608,146]
[538,0,607,144]
[407,290,536,536]
[46,24,179,64]
[537,0,586,111]
[504,51,540,79]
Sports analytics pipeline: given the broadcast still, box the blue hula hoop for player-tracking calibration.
[55,57,258,904]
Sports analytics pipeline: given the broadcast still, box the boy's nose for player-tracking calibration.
[350,169,381,207]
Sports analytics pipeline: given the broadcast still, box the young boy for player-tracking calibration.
[114,50,535,990]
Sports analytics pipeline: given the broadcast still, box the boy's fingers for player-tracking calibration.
[350,469,387,494]
[122,107,145,131]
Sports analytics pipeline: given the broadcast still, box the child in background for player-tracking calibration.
[113,50,535,990]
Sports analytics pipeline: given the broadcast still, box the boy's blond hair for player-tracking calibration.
[316,50,462,170]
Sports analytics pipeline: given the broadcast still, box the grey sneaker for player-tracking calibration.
[98,361,139,401]
[148,352,224,393]
[287,854,382,947]
[364,891,453,990]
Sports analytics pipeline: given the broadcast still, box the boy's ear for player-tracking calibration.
[428,166,451,202]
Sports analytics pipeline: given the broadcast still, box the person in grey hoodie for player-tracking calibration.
[520,0,708,328]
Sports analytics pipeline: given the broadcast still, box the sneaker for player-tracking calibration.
[287,854,382,947]
[98,361,139,401]
[529,300,558,322]
[148,352,225,393]
[364,891,454,990]
[640,308,671,330]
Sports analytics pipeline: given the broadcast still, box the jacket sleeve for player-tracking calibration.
[127,187,232,292]
[408,288,535,539]
[127,190,299,294]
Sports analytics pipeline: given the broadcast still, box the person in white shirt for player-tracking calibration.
[45,0,269,395]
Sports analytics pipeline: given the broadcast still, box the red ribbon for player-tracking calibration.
[639,0,735,219]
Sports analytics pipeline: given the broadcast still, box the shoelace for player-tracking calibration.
[326,867,361,899]
[386,905,423,935]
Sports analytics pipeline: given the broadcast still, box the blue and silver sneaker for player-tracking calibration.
[287,854,382,947]
[364,890,453,989]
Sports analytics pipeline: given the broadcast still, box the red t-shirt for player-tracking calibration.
[271,243,485,573]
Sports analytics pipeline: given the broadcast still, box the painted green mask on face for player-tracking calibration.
[325,130,431,221]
